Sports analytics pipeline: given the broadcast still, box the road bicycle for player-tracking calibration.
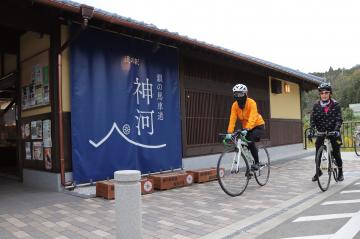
[313,131,340,192]
[217,130,270,197]
[354,126,360,156]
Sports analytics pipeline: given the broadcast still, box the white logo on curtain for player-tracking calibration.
[89,74,167,149]
[88,122,166,149]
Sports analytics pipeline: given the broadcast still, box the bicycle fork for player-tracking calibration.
[321,140,332,172]
[230,140,244,174]
[231,146,241,173]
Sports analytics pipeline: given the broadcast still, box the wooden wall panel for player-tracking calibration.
[269,119,302,146]
[181,56,271,156]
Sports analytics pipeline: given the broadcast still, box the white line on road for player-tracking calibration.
[354,182,360,185]
[285,210,360,239]
[340,190,360,194]
[330,210,360,238]
[281,235,331,239]
[293,213,355,222]
[322,199,360,205]
[200,177,358,239]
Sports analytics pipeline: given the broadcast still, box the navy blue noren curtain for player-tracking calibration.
[70,28,181,183]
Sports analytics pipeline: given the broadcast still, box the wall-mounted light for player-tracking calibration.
[284,83,291,93]
[80,4,94,28]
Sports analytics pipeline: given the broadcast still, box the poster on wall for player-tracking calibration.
[43,66,50,104]
[32,142,43,160]
[29,84,35,107]
[35,84,43,105]
[21,125,25,139]
[42,119,51,147]
[43,85,49,104]
[21,63,50,110]
[22,87,29,109]
[21,124,31,140]
[71,28,181,183]
[32,64,43,85]
[44,148,52,170]
[25,142,31,160]
[31,120,42,139]
[24,123,30,139]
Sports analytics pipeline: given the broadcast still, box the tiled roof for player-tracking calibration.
[41,0,326,84]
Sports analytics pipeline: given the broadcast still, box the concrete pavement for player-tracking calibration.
[0,151,359,239]
[257,178,360,239]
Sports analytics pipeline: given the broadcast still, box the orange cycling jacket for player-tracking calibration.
[227,97,265,133]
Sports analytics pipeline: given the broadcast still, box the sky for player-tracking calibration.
[77,0,360,74]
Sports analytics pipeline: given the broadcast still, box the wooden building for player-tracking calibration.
[0,0,324,189]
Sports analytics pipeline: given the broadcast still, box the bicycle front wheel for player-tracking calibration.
[316,145,331,192]
[254,147,270,186]
[217,148,250,197]
[333,165,338,182]
[355,133,360,156]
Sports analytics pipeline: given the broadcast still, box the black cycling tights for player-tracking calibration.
[246,125,265,164]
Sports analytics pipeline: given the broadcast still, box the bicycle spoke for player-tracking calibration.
[254,147,270,186]
[217,149,249,197]
[316,146,331,192]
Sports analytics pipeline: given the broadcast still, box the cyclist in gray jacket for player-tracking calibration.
[309,82,344,182]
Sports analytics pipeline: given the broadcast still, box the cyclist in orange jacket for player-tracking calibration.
[225,84,265,170]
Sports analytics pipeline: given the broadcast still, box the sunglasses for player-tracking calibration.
[234,92,246,97]
[319,91,330,95]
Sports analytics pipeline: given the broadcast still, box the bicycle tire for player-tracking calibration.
[316,145,331,192]
[355,133,360,156]
[254,147,270,186]
[217,147,250,197]
[333,167,338,182]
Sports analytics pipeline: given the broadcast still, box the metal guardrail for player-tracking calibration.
[304,121,360,149]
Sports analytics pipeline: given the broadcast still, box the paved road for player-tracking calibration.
[255,177,360,239]
[0,152,359,239]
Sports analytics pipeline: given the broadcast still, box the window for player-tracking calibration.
[271,78,282,94]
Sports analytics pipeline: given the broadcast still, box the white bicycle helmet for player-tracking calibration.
[232,84,248,93]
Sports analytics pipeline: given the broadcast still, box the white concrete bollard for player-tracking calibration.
[114,170,142,239]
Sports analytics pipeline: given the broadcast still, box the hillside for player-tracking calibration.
[302,65,360,120]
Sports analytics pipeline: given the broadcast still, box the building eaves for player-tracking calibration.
[35,0,326,85]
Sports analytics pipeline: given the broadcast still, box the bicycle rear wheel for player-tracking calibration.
[254,147,270,186]
[316,145,331,192]
[355,133,360,156]
[217,147,250,197]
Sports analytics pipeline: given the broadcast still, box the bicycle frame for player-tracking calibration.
[218,131,270,196]
[229,133,251,173]
[324,137,333,163]
[316,131,335,170]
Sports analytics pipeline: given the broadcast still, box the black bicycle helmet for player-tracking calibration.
[318,82,332,93]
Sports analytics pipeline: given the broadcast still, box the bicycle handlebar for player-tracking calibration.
[314,131,338,137]
[219,130,251,145]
